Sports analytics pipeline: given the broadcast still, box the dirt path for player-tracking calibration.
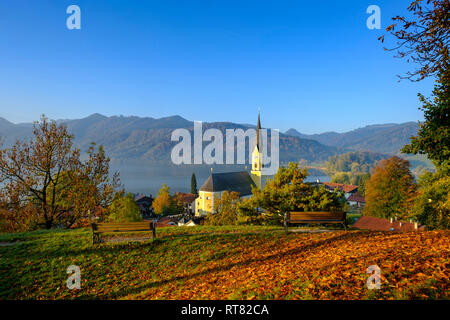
[0,242,20,247]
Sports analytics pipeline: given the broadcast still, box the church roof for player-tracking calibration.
[347,192,365,203]
[199,171,256,196]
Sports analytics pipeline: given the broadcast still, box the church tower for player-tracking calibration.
[251,111,263,188]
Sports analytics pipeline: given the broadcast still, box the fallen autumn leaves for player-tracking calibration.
[0,227,448,300]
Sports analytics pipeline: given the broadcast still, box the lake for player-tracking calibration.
[111,162,330,196]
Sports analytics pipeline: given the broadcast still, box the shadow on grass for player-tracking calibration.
[62,228,284,257]
[78,231,359,299]
[101,227,283,242]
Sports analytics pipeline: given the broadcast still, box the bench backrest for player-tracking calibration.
[93,221,153,233]
[287,211,345,222]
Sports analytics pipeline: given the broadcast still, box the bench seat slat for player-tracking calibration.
[97,222,151,228]
[285,211,347,234]
[288,220,343,223]
[289,211,344,214]
[96,223,152,228]
[290,216,343,220]
[96,228,152,233]
[288,212,345,220]
[96,222,151,227]
[96,222,153,233]
[289,218,343,221]
[92,221,156,244]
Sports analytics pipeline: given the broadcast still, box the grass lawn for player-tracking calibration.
[0,225,448,300]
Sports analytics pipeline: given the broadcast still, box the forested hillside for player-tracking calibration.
[0,114,338,163]
[285,122,420,154]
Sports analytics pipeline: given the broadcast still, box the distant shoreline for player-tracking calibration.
[110,163,329,195]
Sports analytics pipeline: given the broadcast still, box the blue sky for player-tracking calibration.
[0,0,435,133]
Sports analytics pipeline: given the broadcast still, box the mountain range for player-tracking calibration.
[284,122,420,155]
[0,114,420,164]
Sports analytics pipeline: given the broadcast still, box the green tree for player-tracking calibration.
[364,156,417,219]
[381,0,449,228]
[331,172,371,196]
[237,197,262,225]
[381,0,449,169]
[205,191,240,226]
[331,172,352,185]
[325,151,386,176]
[412,170,449,229]
[402,71,449,169]
[107,192,142,222]
[242,162,345,225]
[357,173,371,196]
[191,173,198,195]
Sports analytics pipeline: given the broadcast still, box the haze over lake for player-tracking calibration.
[111,162,330,196]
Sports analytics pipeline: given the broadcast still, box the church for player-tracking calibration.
[195,113,272,216]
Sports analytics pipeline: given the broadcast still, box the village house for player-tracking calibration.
[134,194,154,217]
[347,191,366,208]
[175,192,197,215]
[178,216,204,226]
[155,216,178,227]
[311,180,364,210]
[321,182,359,199]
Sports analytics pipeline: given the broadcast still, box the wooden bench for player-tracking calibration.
[91,221,156,244]
[284,211,347,233]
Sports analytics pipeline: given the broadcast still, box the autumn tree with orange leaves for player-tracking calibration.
[152,184,183,216]
[364,156,417,220]
[0,116,120,231]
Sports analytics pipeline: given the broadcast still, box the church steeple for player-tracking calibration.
[251,109,263,188]
[251,110,263,174]
[256,109,261,151]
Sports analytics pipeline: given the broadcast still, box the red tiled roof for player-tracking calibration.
[322,182,358,193]
[155,222,176,227]
[135,194,152,202]
[158,216,174,222]
[352,216,425,232]
[347,192,365,203]
[175,192,197,204]
[155,216,177,227]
